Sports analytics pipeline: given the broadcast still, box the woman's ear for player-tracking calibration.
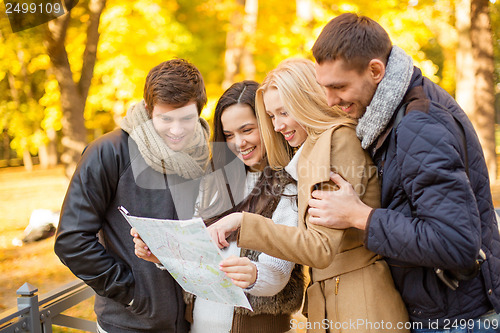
[368,59,385,84]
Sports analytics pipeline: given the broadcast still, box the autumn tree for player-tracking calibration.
[0,12,60,170]
[2,0,498,176]
[220,0,258,89]
[493,1,500,124]
[45,0,106,177]
[456,0,497,182]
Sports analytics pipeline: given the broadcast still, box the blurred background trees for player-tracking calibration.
[457,0,497,180]
[45,0,106,177]
[0,0,499,179]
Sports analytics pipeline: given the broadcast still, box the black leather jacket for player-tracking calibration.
[55,129,200,332]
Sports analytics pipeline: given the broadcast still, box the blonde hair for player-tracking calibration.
[256,58,355,169]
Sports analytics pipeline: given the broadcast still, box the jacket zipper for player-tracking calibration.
[335,276,340,328]
[162,160,180,331]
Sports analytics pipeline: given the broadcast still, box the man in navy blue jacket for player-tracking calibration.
[308,13,500,332]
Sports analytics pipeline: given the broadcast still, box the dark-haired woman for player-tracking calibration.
[133,80,305,333]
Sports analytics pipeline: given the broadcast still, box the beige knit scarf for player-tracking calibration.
[120,100,210,179]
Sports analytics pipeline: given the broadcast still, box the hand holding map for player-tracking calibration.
[119,206,252,310]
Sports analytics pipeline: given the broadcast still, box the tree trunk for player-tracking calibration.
[45,0,106,177]
[222,10,243,90]
[2,131,10,161]
[456,0,497,182]
[240,0,257,80]
[23,149,33,171]
[456,0,475,114]
[222,0,258,89]
[46,128,59,167]
[38,129,58,169]
[38,144,49,169]
[471,0,497,182]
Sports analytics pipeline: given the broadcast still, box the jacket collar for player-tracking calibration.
[284,145,303,182]
[370,67,423,156]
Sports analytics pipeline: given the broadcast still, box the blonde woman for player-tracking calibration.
[209,58,409,332]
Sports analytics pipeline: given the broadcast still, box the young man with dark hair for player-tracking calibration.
[54,58,210,332]
[308,13,500,332]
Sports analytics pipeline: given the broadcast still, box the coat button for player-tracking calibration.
[418,311,422,315]
[488,289,493,295]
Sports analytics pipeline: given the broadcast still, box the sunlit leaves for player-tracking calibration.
[86,0,196,124]
[40,78,62,132]
[0,0,499,164]
[0,23,53,157]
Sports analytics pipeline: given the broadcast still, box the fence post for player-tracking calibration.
[16,283,41,333]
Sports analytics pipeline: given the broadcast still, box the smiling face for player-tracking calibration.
[151,102,198,151]
[315,59,379,120]
[220,103,266,171]
[262,88,307,148]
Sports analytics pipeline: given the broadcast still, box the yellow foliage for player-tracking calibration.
[80,13,90,23]
[85,0,196,129]
[0,0,498,159]
[27,54,51,74]
[338,2,359,12]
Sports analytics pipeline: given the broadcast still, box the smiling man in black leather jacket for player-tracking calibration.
[54,59,210,333]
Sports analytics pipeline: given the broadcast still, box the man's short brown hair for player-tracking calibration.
[312,13,392,73]
[143,59,207,117]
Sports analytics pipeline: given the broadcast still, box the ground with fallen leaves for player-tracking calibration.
[2,165,499,332]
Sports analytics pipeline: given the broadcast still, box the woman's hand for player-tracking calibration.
[130,227,160,264]
[219,255,257,289]
[207,212,243,248]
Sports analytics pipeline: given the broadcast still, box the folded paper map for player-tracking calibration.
[119,206,252,310]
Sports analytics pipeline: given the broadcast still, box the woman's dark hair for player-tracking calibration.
[203,166,296,228]
[201,80,296,226]
[211,80,260,170]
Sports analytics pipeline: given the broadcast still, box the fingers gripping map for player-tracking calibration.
[119,206,252,310]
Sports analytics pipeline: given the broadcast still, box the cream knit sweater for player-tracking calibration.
[190,170,298,333]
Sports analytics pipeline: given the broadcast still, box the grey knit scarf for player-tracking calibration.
[356,46,414,149]
[120,100,210,179]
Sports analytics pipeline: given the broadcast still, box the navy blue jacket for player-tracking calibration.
[367,67,500,327]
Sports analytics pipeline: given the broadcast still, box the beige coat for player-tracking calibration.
[238,125,409,332]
